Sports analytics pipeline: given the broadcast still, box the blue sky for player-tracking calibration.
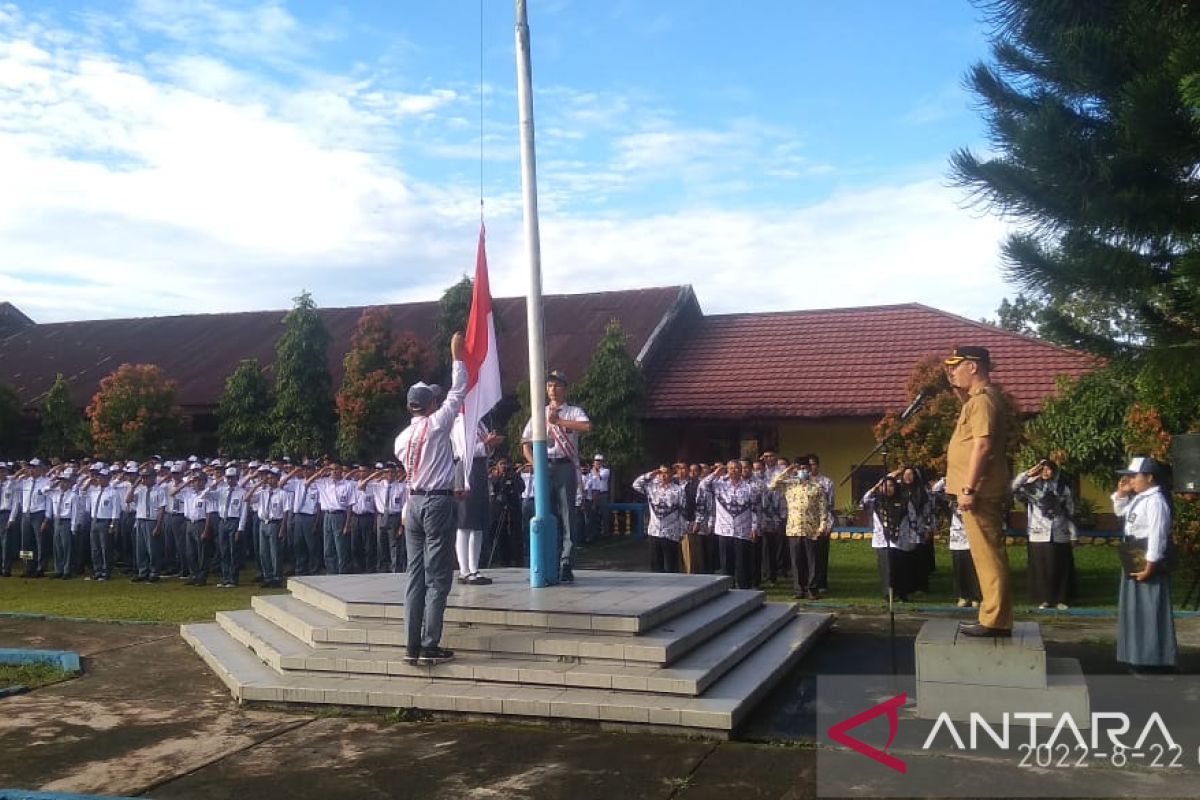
[0,0,1012,323]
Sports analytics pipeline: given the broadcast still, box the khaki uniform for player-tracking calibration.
[946,384,1012,629]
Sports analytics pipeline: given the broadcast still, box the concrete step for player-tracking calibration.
[286,570,733,634]
[181,611,833,734]
[220,602,799,696]
[917,657,1089,725]
[253,587,766,666]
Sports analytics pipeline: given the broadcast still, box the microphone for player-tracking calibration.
[898,390,928,422]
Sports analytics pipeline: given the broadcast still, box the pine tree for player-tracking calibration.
[37,374,85,457]
[217,359,275,458]
[572,320,646,478]
[85,364,182,460]
[271,291,335,459]
[335,307,429,463]
[952,0,1200,357]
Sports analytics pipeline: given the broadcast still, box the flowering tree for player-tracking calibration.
[86,364,182,460]
[872,356,1022,479]
[335,307,429,463]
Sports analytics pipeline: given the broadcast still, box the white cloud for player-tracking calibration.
[0,1,1011,331]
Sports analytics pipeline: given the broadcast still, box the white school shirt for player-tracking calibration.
[167,481,186,514]
[1113,485,1171,563]
[286,478,320,514]
[368,480,407,516]
[350,484,375,515]
[0,477,15,513]
[521,403,589,464]
[19,476,50,514]
[255,485,291,522]
[202,482,248,531]
[178,487,209,523]
[932,479,970,552]
[519,470,535,500]
[47,487,83,529]
[312,477,354,513]
[590,466,611,494]
[394,361,467,492]
[130,484,168,521]
[87,485,123,521]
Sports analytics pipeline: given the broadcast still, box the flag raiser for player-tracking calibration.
[455,223,503,490]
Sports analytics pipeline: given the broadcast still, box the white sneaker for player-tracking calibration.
[1056,603,1070,611]
[956,598,969,608]
[1038,602,1050,610]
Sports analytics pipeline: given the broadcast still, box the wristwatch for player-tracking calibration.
[960,487,975,496]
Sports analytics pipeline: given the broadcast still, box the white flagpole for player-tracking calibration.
[515,0,556,588]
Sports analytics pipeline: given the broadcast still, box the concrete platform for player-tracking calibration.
[915,619,1089,725]
[182,569,833,735]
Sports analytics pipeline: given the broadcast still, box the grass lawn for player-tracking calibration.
[0,660,71,689]
[761,538,1195,612]
[0,575,288,625]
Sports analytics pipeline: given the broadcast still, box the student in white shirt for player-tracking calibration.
[82,469,122,581]
[46,471,83,579]
[200,467,249,588]
[361,464,408,573]
[0,462,18,577]
[126,471,168,582]
[280,461,322,576]
[15,459,51,577]
[306,462,356,575]
[245,468,290,588]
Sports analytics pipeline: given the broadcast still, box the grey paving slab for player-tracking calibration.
[290,569,732,633]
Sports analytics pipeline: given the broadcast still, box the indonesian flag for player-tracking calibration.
[455,223,502,490]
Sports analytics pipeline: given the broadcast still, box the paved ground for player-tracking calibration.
[2,610,1197,799]
[2,537,1197,799]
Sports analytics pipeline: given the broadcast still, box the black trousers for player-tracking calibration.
[720,536,754,589]
[788,537,818,595]
[762,527,788,582]
[875,547,916,600]
[649,536,681,573]
[951,549,981,602]
[702,534,721,575]
[814,534,830,590]
[1027,541,1074,605]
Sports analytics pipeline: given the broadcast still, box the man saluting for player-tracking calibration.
[395,332,467,666]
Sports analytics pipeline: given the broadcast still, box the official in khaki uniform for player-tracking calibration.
[944,345,1013,637]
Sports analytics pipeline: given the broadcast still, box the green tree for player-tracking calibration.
[85,363,182,460]
[37,374,85,457]
[952,0,1200,358]
[335,307,429,463]
[432,276,472,383]
[271,291,335,459]
[987,293,1142,348]
[0,384,20,452]
[572,320,646,477]
[504,377,532,463]
[216,359,275,458]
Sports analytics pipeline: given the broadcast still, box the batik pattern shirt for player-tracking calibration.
[631,473,687,541]
[768,475,829,539]
[697,474,761,540]
[1011,474,1076,543]
[861,488,921,551]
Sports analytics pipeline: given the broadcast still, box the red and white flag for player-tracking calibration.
[455,223,503,489]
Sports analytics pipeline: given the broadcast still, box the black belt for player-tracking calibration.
[548,457,571,464]
[411,489,453,497]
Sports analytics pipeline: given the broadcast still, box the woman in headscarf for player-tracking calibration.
[1112,457,1177,673]
[861,470,921,602]
[900,466,936,593]
[1011,458,1077,609]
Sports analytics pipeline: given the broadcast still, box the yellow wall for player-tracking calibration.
[777,421,879,512]
[778,420,1114,519]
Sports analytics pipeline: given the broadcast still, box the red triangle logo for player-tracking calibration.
[826,692,907,774]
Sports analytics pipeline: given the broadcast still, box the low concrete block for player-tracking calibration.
[916,619,1046,690]
[916,657,1089,725]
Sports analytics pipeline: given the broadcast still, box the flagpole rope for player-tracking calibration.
[475,0,480,220]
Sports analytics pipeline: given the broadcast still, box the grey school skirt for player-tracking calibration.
[1116,570,1178,667]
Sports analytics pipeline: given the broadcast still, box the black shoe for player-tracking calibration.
[456,575,470,584]
[418,647,455,666]
[559,566,574,584]
[958,623,1012,638]
[147,575,160,583]
[466,574,492,586]
[50,572,63,579]
[130,575,147,583]
[403,650,420,666]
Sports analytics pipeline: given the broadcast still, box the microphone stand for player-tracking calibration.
[841,390,926,676]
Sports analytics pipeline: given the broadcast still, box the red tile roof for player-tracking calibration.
[643,303,1100,419]
[0,286,689,411]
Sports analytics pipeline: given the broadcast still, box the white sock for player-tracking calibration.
[467,529,482,575]
[455,529,471,576]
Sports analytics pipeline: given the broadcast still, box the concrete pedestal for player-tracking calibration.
[915,619,1089,725]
